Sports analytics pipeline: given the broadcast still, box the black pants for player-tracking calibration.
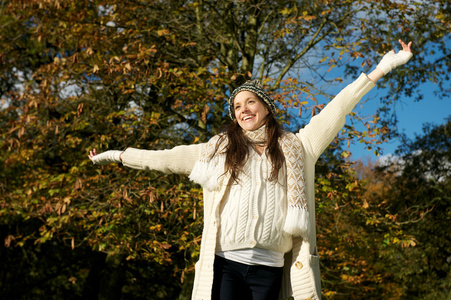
[212,255,283,300]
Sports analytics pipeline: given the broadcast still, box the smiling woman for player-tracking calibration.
[89,40,413,300]
[233,91,269,132]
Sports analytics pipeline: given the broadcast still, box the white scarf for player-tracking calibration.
[189,126,309,238]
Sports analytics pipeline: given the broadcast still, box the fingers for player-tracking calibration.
[398,39,412,52]
[406,41,412,51]
[88,148,97,160]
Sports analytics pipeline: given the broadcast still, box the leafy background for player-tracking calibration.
[1,0,450,299]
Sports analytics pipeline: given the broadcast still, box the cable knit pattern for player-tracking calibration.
[216,150,292,254]
[190,126,310,238]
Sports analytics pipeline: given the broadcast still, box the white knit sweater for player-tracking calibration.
[217,150,292,254]
[121,73,376,300]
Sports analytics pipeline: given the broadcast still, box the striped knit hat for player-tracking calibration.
[228,80,276,119]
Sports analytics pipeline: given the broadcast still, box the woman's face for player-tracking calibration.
[233,91,269,131]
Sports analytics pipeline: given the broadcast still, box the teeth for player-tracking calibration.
[243,116,253,121]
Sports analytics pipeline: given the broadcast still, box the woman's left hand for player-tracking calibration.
[399,39,412,53]
[376,39,413,75]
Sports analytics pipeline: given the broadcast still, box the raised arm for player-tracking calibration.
[297,39,413,161]
[367,39,413,83]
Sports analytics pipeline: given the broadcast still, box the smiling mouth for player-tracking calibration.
[242,115,254,121]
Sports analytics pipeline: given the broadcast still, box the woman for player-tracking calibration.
[89,40,413,300]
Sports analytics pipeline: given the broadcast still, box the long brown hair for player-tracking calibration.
[221,112,285,183]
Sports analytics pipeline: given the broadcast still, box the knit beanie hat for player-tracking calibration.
[228,80,276,119]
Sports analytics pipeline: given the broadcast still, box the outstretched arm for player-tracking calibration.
[88,144,202,175]
[367,39,413,83]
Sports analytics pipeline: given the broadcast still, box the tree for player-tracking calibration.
[314,142,390,298]
[354,118,451,299]
[1,0,450,298]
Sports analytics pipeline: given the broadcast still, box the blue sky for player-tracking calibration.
[348,80,451,161]
[280,38,451,163]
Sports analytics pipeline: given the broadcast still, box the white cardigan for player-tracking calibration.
[121,73,375,300]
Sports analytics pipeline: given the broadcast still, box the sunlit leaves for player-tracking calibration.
[1,0,450,298]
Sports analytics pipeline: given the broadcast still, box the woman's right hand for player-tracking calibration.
[88,148,98,160]
[88,148,123,165]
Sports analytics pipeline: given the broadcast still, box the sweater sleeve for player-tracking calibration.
[296,73,375,161]
[121,144,203,175]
